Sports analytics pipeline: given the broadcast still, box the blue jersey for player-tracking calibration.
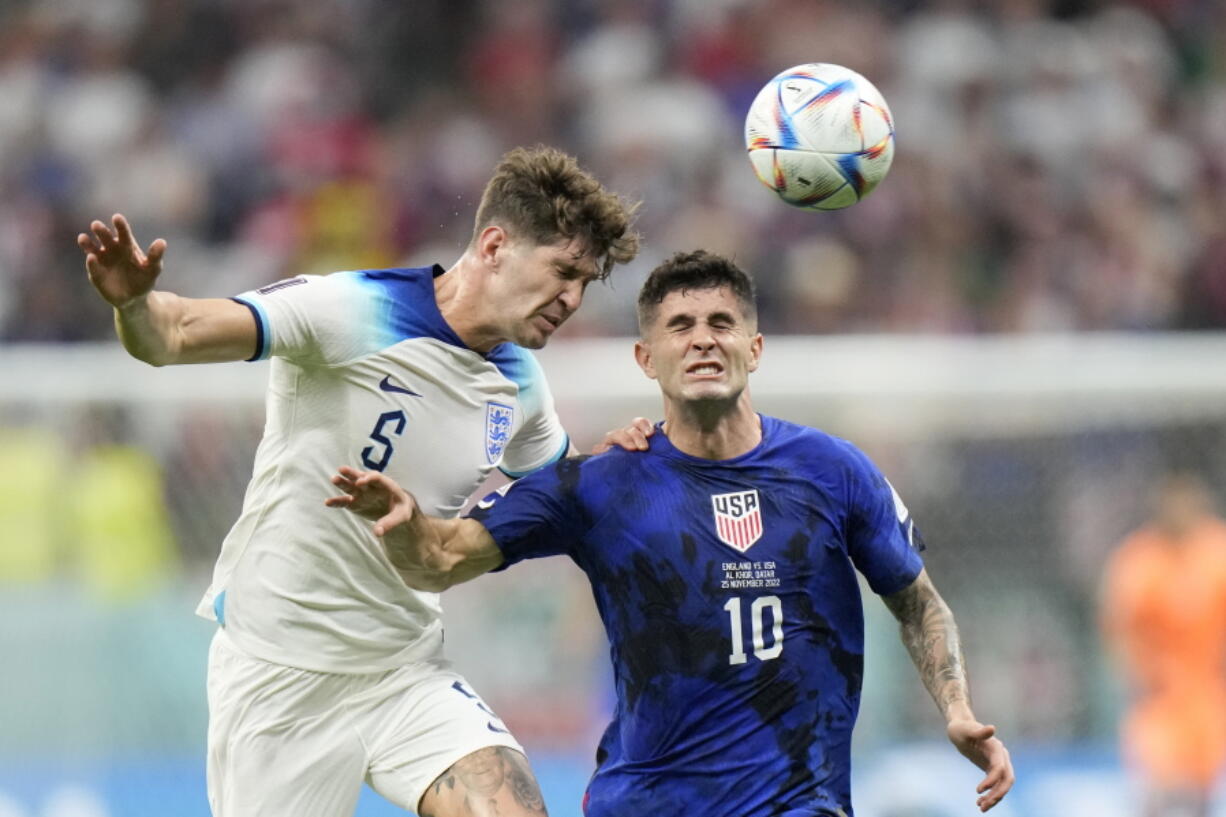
[469,415,925,817]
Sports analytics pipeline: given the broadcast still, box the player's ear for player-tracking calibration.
[634,339,658,380]
[476,225,508,269]
[746,332,763,373]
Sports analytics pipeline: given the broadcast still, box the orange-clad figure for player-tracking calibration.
[1102,473,1226,817]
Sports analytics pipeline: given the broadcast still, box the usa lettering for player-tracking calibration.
[713,492,759,518]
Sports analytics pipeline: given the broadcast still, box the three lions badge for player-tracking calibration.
[485,402,514,464]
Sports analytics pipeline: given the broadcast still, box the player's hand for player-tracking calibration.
[947,720,1014,812]
[77,213,167,308]
[325,465,417,537]
[592,416,654,453]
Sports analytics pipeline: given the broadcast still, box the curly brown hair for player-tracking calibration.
[472,145,640,280]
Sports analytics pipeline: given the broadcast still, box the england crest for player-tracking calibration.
[485,401,514,463]
[711,489,763,551]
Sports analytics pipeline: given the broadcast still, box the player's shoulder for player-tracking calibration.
[349,264,437,284]
[518,449,643,501]
[253,265,438,309]
[485,342,547,388]
[268,265,433,289]
[349,264,473,346]
[761,415,873,469]
[498,453,607,512]
[531,449,630,481]
[339,265,439,305]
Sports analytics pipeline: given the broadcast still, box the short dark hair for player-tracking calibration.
[472,145,640,280]
[636,250,757,334]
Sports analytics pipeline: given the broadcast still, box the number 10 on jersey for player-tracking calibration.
[723,595,783,665]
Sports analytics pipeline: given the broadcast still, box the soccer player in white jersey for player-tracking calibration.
[76,146,639,817]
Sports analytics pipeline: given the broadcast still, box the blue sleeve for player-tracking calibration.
[842,444,925,596]
[466,458,588,568]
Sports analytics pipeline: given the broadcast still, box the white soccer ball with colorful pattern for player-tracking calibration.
[745,63,895,210]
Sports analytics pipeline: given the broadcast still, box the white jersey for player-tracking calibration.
[196,266,569,674]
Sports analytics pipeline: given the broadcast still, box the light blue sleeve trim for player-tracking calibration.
[213,590,227,627]
[498,434,570,479]
[488,345,547,418]
[231,296,272,361]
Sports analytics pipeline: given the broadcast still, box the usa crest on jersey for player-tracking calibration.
[485,401,514,463]
[711,489,763,551]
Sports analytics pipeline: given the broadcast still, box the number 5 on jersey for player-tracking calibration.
[361,410,406,471]
[724,595,783,665]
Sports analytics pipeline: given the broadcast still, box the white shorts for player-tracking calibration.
[206,628,524,817]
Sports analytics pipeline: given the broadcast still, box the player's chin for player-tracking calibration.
[515,331,549,350]
[511,321,554,349]
[680,383,737,404]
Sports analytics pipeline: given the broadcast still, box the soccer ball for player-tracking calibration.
[744,63,895,210]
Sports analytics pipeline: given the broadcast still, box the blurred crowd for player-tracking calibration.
[10,0,1226,774]
[2,0,1226,341]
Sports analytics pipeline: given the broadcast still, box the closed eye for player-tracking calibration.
[665,315,695,332]
[555,264,599,292]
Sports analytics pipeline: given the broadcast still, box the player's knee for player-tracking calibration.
[418,747,547,817]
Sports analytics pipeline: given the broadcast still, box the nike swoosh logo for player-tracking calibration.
[379,375,422,396]
[487,721,510,734]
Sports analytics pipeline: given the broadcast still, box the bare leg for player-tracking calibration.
[417,747,548,817]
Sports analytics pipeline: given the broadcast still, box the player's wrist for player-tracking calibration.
[943,698,975,724]
[114,290,152,313]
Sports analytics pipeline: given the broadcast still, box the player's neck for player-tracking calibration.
[435,256,503,355]
[662,398,761,460]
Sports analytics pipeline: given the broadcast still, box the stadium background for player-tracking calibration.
[2,0,1226,814]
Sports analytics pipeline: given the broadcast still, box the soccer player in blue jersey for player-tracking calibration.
[76,146,639,817]
[327,250,1016,816]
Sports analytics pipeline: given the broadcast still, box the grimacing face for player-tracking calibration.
[495,233,601,349]
[634,285,762,405]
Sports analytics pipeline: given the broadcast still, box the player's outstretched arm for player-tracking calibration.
[882,569,1015,812]
[325,466,504,592]
[77,213,256,365]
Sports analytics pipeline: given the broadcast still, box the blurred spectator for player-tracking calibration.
[65,405,179,602]
[0,423,66,583]
[1101,471,1226,817]
[1,0,1224,342]
[0,405,178,600]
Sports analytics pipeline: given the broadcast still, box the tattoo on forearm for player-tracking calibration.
[885,578,970,717]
